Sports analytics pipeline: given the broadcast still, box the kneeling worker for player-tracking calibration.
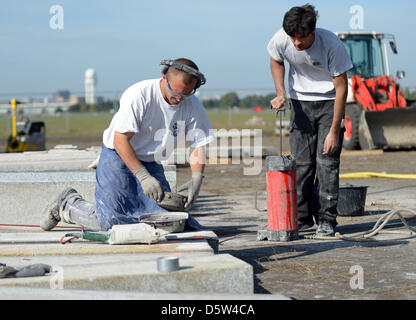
[40,58,214,231]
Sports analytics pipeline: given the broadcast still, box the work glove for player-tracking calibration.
[135,167,164,202]
[178,171,204,210]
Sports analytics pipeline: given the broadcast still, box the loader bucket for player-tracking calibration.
[358,105,416,150]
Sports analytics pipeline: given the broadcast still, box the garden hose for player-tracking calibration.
[340,172,416,179]
[306,208,416,242]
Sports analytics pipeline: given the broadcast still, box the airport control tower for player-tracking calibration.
[84,68,97,104]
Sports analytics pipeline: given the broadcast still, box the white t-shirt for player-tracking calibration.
[103,79,215,163]
[267,28,353,101]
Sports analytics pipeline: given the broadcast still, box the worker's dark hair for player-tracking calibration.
[283,4,318,38]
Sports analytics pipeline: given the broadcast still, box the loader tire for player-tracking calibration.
[343,104,362,150]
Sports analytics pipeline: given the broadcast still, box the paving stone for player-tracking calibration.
[0,253,253,294]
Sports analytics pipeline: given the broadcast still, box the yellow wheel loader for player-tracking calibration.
[336,32,416,150]
[6,99,46,153]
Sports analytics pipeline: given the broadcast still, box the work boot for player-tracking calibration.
[39,188,78,231]
[314,220,335,237]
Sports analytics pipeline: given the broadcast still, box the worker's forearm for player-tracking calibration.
[189,146,205,173]
[331,74,348,134]
[270,58,286,95]
[330,95,346,134]
[113,133,143,174]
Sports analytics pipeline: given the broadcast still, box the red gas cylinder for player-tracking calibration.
[258,155,298,241]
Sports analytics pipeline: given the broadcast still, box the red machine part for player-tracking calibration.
[266,170,298,232]
[344,116,353,140]
[351,75,407,111]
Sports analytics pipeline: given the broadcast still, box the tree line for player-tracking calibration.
[401,87,416,100]
[66,87,416,113]
[67,92,276,113]
[201,92,275,109]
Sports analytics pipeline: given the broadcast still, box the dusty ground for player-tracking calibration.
[178,134,416,300]
[43,134,416,299]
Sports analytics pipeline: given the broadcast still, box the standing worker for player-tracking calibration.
[267,4,353,237]
[40,58,214,231]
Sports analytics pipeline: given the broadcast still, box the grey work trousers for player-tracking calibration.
[289,99,344,227]
[60,192,101,231]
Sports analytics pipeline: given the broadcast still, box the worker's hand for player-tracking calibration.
[323,131,339,155]
[134,167,164,201]
[270,95,286,110]
[177,171,204,210]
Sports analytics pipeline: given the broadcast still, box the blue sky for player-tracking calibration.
[1,0,415,99]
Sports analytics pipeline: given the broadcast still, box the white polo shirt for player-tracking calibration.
[267,28,353,101]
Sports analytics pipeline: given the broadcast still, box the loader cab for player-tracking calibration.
[336,32,399,79]
[340,33,385,78]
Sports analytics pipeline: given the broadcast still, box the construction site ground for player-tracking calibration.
[183,135,416,300]
[2,133,416,300]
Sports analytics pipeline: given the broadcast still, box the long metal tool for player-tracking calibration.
[277,107,286,156]
[270,104,286,155]
[254,104,287,213]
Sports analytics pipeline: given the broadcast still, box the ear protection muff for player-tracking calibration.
[160,59,206,89]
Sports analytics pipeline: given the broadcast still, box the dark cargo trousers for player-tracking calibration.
[289,99,344,227]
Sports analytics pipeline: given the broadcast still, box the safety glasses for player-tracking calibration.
[166,77,196,100]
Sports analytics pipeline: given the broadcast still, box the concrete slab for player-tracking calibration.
[208,146,278,158]
[214,130,262,138]
[0,145,176,186]
[0,228,253,294]
[0,253,253,294]
[0,146,101,172]
[0,170,176,226]
[0,172,96,226]
[0,238,215,257]
[0,252,213,268]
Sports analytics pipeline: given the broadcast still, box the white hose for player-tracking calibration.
[306,208,416,242]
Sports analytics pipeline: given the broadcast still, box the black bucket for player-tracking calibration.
[337,184,368,216]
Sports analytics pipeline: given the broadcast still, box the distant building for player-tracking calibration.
[84,68,97,104]
[69,96,85,105]
[53,90,70,100]
[19,98,34,103]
